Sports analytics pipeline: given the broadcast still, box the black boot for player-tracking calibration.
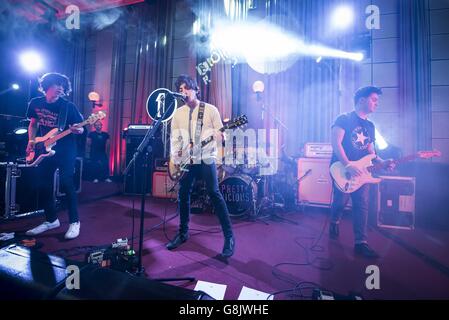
[166,232,189,250]
[354,243,379,259]
[222,236,235,257]
[329,222,339,239]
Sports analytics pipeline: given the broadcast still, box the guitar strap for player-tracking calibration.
[57,99,69,132]
[188,102,205,163]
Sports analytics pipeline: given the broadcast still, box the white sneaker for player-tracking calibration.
[93,179,99,183]
[65,222,80,240]
[105,178,112,183]
[26,219,60,236]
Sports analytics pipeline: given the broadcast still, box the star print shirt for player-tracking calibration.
[330,111,375,165]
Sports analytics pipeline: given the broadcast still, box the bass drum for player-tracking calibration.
[219,174,257,216]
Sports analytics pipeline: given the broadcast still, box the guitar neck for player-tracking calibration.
[371,154,419,171]
[200,126,225,148]
[45,119,90,145]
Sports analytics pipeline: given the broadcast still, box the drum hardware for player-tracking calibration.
[252,175,298,225]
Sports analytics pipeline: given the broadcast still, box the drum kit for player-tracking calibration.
[192,146,298,219]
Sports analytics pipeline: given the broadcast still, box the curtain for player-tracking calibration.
[194,0,235,119]
[399,0,432,154]
[231,0,342,157]
[108,1,176,175]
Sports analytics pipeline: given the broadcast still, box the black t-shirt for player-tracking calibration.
[26,96,83,152]
[88,131,109,158]
[330,111,376,164]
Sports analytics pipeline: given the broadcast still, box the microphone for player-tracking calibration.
[169,91,186,99]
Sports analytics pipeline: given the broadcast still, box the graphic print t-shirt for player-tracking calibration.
[26,96,83,152]
[330,111,376,165]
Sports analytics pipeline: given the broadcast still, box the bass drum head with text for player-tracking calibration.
[219,175,256,216]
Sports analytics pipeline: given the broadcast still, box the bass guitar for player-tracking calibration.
[26,111,106,167]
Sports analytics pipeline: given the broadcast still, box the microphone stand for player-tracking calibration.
[257,100,297,224]
[124,96,194,283]
[260,105,289,132]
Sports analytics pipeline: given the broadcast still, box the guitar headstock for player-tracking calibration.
[417,150,441,159]
[86,111,107,125]
[224,115,248,130]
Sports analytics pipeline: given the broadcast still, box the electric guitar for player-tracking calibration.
[329,150,441,193]
[168,115,248,183]
[26,111,106,167]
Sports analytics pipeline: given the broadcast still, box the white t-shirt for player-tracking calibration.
[170,102,223,163]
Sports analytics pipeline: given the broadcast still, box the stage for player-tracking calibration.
[1,181,449,300]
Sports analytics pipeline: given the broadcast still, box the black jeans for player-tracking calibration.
[178,162,233,239]
[330,182,370,244]
[91,154,109,181]
[36,151,79,224]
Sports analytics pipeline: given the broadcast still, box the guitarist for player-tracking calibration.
[329,86,394,258]
[166,75,235,258]
[25,73,84,240]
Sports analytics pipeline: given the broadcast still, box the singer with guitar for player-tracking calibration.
[166,75,235,258]
[25,73,84,240]
[329,86,395,259]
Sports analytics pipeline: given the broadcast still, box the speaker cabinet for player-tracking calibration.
[1,163,44,219]
[54,157,83,197]
[297,158,333,207]
[152,171,178,199]
[124,136,154,195]
[377,175,415,230]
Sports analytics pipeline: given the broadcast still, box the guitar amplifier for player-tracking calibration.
[377,175,415,230]
[154,158,169,172]
[0,163,44,219]
[152,171,178,199]
[304,143,333,158]
[297,158,333,207]
[54,157,83,197]
[122,124,153,137]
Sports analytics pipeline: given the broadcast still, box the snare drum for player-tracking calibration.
[219,174,257,216]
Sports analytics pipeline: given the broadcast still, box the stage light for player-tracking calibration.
[19,51,44,73]
[193,19,201,35]
[0,84,21,96]
[88,91,100,102]
[353,52,364,61]
[331,5,354,30]
[14,120,29,135]
[210,20,365,74]
[375,128,388,150]
[14,127,28,135]
[252,80,265,93]
[88,91,103,108]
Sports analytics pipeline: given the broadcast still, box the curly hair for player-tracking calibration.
[38,72,72,95]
